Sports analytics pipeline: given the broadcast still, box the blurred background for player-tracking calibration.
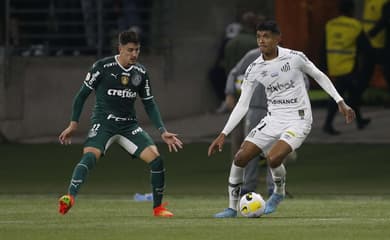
[1,2,390,238]
[0,0,389,143]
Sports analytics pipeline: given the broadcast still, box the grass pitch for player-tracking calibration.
[0,143,389,239]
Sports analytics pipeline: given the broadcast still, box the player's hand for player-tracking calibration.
[161,131,183,152]
[208,133,226,157]
[338,100,355,124]
[59,121,78,145]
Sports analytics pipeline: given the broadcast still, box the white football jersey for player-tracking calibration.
[222,46,343,135]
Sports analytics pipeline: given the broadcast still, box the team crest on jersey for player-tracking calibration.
[121,75,129,85]
[131,74,142,86]
[281,62,291,72]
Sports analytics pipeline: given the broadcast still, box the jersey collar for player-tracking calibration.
[260,46,287,62]
[115,55,133,72]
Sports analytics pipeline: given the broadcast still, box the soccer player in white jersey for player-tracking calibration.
[208,20,355,218]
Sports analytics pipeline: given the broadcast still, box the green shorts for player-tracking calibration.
[84,119,155,158]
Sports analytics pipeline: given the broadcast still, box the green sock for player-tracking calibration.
[68,152,96,197]
[149,157,165,208]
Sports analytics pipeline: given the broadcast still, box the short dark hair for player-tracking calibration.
[118,30,140,45]
[256,20,281,35]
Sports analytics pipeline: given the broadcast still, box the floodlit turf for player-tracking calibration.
[1,195,390,240]
[0,143,390,239]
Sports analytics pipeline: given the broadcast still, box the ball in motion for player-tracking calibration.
[239,192,266,218]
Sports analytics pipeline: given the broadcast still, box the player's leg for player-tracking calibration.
[59,122,111,215]
[214,141,262,218]
[263,140,290,214]
[139,146,174,217]
[242,108,269,194]
[118,128,173,217]
[59,147,102,215]
[264,121,311,214]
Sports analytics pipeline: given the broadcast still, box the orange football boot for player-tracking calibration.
[58,194,75,215]
[153,202,174,217]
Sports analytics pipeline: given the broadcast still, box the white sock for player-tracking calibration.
[228,163,244,210]
[270,164,286,196]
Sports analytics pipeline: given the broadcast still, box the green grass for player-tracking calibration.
[1,195,390,240]
[0,143,390,239]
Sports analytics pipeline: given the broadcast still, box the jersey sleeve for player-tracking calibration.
[296,52,343,103]
[83,62,102,90]
[138,72,154,100]
[138,71,165,132]
[71,84,92,122]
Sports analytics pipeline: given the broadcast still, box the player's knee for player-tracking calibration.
[267,154,284,168]
[140,145,160,163]
[83,147,101,160]
[233,151,248,168]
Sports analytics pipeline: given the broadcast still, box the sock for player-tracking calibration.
[149,157,165,208]
[270,164,286,196]
[68,152,96,197]
[228,163,244,210]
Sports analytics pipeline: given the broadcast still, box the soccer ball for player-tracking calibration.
[239,192,266,218]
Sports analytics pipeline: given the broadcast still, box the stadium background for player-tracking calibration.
[1,0,388,141]
[0,1,390,239]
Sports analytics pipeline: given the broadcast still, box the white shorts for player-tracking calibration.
[245,115,312,153]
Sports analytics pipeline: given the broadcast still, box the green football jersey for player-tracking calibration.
[84,55,153,122]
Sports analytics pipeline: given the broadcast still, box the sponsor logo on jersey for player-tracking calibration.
[130,65,146,74]
[271,72,279,77]
[281,62,291,72]
[110,73,118,79]
[121,76,129,85]
[281,130,296,140]
[269,97,298,105]
[131,73,142,86]
[103,62,118,68]
[145,79,151,96]
[107,88,137,98]
[266,79,295,93]
[107,113,135,121]
[131,127,143,135]
[85,72,91,81]
[85,71,100,87]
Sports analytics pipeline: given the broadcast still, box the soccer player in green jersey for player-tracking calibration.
[58,30,183,217]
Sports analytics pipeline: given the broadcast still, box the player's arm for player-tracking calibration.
[208,73,257,156]
[140,74,183,152]
[59,64,100,145]
[222,79,256,135]
[299,53,355,123]
[59,84,92,144]
[142,98,183,152]
[142,97,166,134]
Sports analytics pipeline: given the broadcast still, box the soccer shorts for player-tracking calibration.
[245,115,312,152]
[84,120,154,158]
